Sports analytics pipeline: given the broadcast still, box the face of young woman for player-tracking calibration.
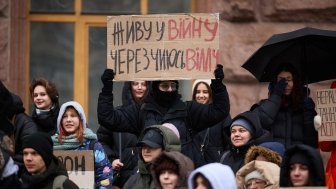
[277,71,293,96]
[290,163,310,187]
[131,81,147,99]
[33,85,53,110]
[159,170,179,189]
[195,83,210,104]
[194,175,209,189]
[230,126,252,147]
[61,107,80,135]
[141,144,163,163]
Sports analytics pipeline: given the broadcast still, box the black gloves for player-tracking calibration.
[273,78,287,96]
[101,69,114,94]
[214,64,224,80]
[211,64,225,93]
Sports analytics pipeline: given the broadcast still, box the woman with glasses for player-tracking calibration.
[236,160,280,189]
[97,64,230,168]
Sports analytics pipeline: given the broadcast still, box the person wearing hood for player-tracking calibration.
[97,80,150,188]
[51,101,113,189]
[251,63,317,148]
[280,144,325,187]
[1,84,38,174]
[29,78,60,136]
[190,80,231,167]
[244,141,285,167]
[236,160,280,189]
[21,132,79,189]
[219,111,271,173]
[122,124,181,189]
[151,151,194,189]
[187,162,236,189]
[97,65,230,166]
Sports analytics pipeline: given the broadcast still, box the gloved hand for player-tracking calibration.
[273,79,287,96]
[101,69,114,94]
[211,64,225,92]
[304,97,315,110]
[214,64,224,80]
[314,115,322,131]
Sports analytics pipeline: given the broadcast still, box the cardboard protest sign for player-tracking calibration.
[315,88,336,141]
[54,150,94,189]
[107,13,220,81]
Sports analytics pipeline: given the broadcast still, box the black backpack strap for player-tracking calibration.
[219,150,230,164]
[200,128,210,155]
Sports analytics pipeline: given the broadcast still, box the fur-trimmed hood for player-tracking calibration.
[236,160,280,189]
[245,145,282,166]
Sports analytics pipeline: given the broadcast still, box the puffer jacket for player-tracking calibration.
[280,144,325,187]
[253,94,317,148]
[191,115,231,167]
[8,94,38,173]
[122,125,181,189]
[151,151,194,189]
[236,160,280,189]
[21,156,79,189]
[98,81,230,166]
[220,111,271,173]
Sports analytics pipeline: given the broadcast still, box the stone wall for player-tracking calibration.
[197,0,336,117]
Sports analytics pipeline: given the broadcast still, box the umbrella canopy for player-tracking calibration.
[242,27,336,83]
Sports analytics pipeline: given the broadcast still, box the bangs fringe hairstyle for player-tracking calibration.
[271,63,304,112]
[154,158,179,176]
[58,106,84,144]
[192,81,213,104]
[29,78,59,104]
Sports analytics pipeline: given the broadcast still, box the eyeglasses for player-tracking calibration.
[245,178,267,189]
[159,82,177,91]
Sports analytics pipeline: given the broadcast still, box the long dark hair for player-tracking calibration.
[271,63,304,111]
[192,81,213,104]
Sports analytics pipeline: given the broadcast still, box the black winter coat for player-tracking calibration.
[280,144,325,187]
[31,104,60,136]
[21,156,79,189]
[220,111,271,174]
[97,82,230,166]
[253,94,317,148]
[191,115,231,167]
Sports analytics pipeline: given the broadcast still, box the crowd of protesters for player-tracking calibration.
[0,63,332,189]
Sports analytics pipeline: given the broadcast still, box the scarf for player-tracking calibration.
[52,128,97,150]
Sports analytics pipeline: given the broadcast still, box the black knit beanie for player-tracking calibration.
[23,132,53,166]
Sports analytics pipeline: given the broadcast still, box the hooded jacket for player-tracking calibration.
[188,163,236,189]
[98,80,230,166]
[151,151,194,189]
[236,160,280,189]
[122,125,181,189]
[244,144,282,166]
[280,144,325,187]
[53,101,113,188]
[21,156,78,189]
[220,111,271,173]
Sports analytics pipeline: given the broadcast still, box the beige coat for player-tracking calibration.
[236,160,280,189]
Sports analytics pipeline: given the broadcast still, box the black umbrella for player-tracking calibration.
[242,27,336,83]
